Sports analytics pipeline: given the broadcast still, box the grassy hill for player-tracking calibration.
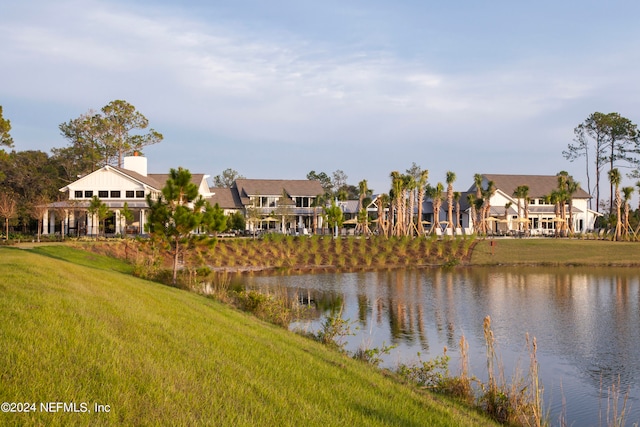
[0,246,497,426]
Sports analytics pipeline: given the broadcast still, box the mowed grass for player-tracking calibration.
[0,247,497,427]
[471,238,640,266]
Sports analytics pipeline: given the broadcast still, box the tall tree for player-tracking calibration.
[564,112,638,213]
[213,168,245,188]
[146,167,209,285]
[58,100,163,171]
[101,100,164,167]
[0,106,14,148]
[0,150,63,231]
[307,171,333,196]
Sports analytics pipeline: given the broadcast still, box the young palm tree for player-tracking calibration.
[390,171,403,236]
[481,180,496,235]
[427,183,444,234]
[473,173,484,232]
[566,178,580,235]
[467,194,477,233]
[374,193,388,237]
[608,168,622,240]
[556,173,570,237]
[454,191,461,229]
[357,179,369,235]
[416,170,429,236]
[504,202,512,233]
[445,171,456,232]
[513,185,529,233]
[404,174,416,236]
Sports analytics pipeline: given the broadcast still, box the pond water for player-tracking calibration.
[239,267,640,426]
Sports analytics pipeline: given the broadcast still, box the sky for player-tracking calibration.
[2,0,640,197]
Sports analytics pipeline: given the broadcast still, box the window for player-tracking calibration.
[136,190,145,198]
[74,191,83,198]
[110,191,121,198]
[84,190,93,198]
[98,190,109,198]
[126,191,134,198]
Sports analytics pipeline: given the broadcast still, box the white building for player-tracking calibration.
[43,155,211,236]
[468,174,599,235]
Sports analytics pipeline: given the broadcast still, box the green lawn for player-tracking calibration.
[0,246,497,426]
[470,238,640,266]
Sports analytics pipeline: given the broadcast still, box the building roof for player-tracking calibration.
[206,188,244,210]
[478,174,591,199]
[234,179,324,199]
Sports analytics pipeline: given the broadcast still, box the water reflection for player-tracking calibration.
[240,267,640,425]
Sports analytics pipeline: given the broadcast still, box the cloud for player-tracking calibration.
[3,0,640,194]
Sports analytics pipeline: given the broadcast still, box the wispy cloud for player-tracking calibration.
[2,0,639,191]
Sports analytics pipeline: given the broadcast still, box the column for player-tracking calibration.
[139,209,146,234]
[49,211,56,236]
[43,210,49,235]
[114,209,121,235]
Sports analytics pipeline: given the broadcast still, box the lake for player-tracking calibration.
[239,267,640,426]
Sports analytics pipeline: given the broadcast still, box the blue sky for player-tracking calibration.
[2,0,640,196]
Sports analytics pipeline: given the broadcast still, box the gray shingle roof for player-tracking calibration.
[206,188,244,209]
[478,174,591,199]
[234,179,324,199]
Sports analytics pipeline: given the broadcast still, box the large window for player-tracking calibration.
[110,191,121,198]
[84,190,93,198]
[74,191,83,198]
[126,191,134,198]
[296,197,310,208]
[98,190,109,198]
[136,190,145,198]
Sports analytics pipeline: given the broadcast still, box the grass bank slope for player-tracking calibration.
[0,247,496,427]
[471,238,640,266]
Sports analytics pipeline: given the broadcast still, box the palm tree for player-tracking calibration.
[427,183,444,234]
[404,174,416,236]
[513,185,529,234]
[376,193,391,237]
[357,179,370,235]
[622,186,634,239]
[416,170,429,236]
[556,172,570,237]
[445,171,456,231]
[481,180,496,235]
[566,178,580,235]
[390,171,403,236]
[504,202,512,233]
[311,193,327,234]
[467,194,476,233]
[473,173,484,232]
[608,168,622,240]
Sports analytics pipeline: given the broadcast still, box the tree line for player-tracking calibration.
[2,103,639,241]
